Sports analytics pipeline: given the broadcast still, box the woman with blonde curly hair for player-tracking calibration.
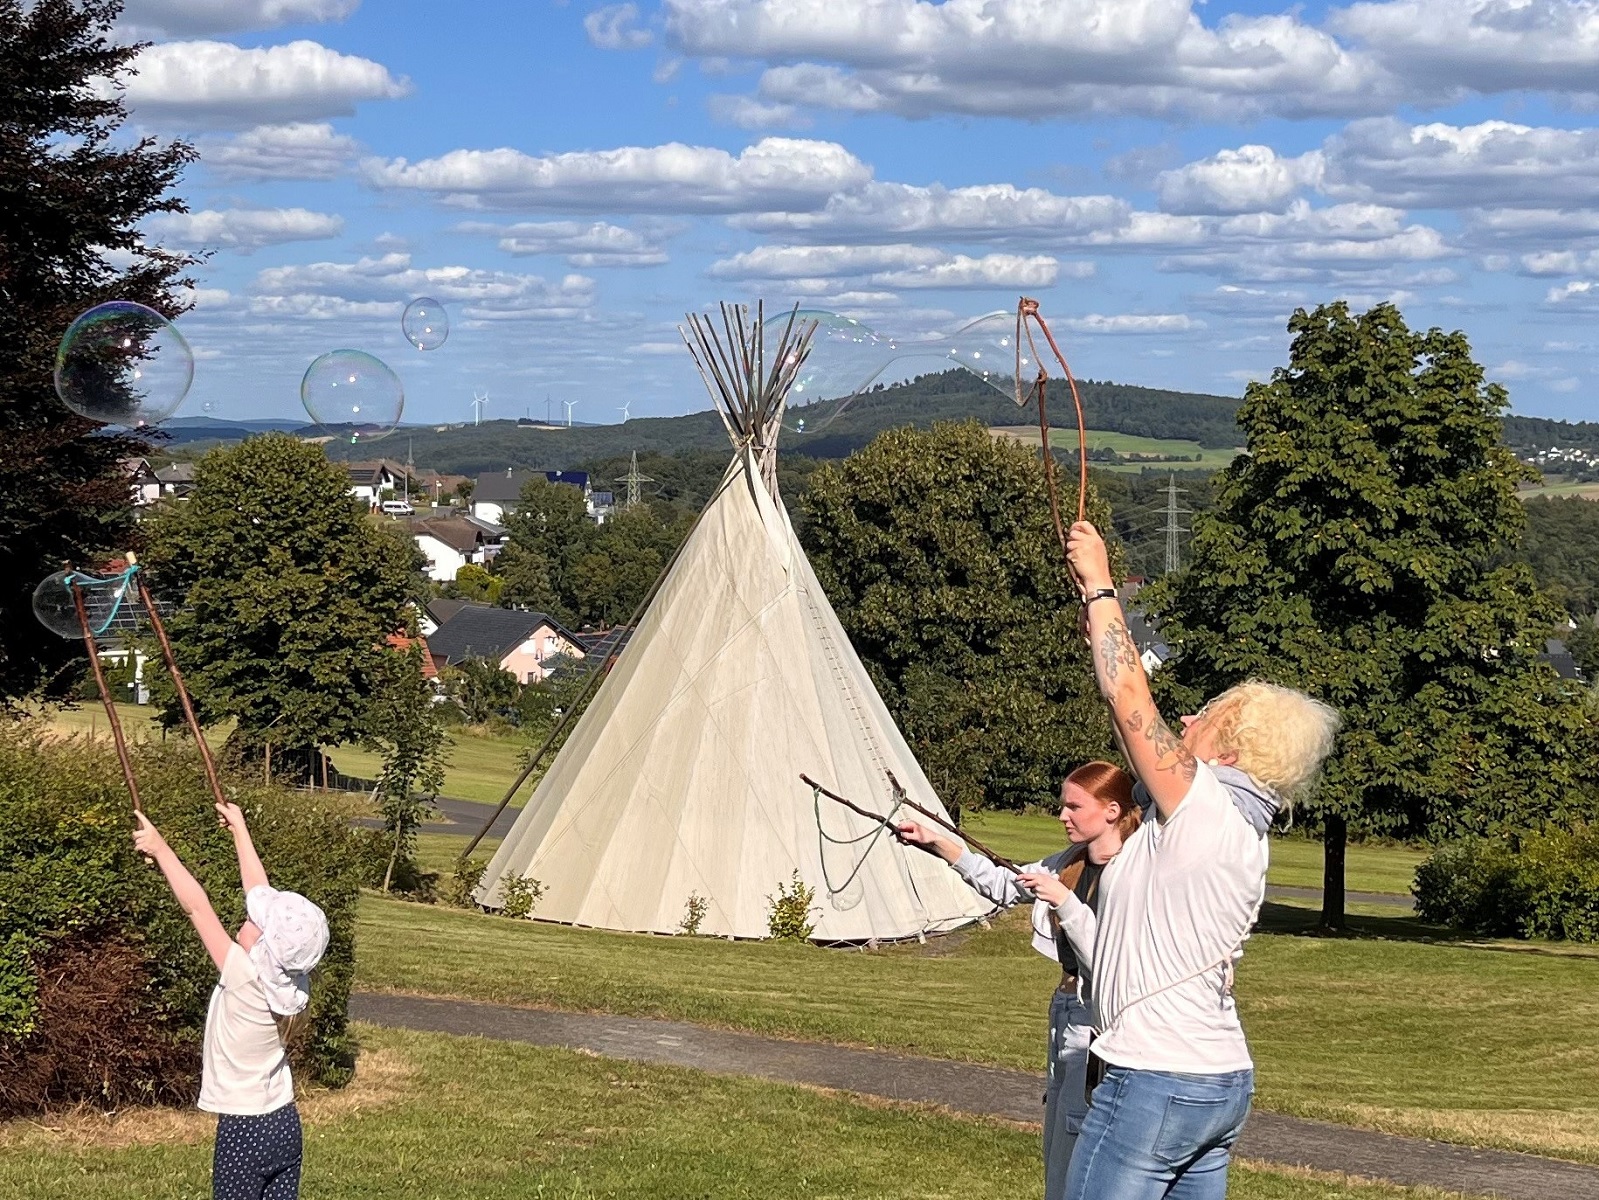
[1056,521,1340,1200]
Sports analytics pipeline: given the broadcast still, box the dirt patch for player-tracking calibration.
[0,1046,413,1152]
[1316,1106,1599,1166]
[1236,1159,1475,1198]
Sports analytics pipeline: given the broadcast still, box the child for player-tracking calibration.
[133,802,329,1200]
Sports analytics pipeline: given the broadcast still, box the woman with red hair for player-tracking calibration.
[897,761,1140,1197]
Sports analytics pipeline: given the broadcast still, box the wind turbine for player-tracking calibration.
[471,390,488,426]
[563,399,579,427]
[618,401,631,423]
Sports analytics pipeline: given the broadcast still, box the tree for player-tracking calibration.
[449,563,501,604]
[141,435,422,776]
[365,642,448,892]
[801,420,1116,812]
[0,0,197,700]
[497,477,592,622]
[440,656,520,725]
[1144,302,1599,929]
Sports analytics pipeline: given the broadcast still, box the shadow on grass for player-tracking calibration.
[1254,901,1599,959]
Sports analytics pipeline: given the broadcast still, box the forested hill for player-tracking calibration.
[320,370,1243,475]
[1502,414,1599,450]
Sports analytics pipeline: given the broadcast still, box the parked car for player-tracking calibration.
[380,500,416,516]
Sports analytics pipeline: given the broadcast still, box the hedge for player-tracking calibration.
[0,722,379,1117]
[1413,822,1599,942]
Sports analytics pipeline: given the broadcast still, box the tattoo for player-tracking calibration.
[1144,712,1198,782]
[1097,619,1140,684]
[1125,710,1145,733]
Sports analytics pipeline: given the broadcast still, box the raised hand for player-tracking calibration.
[1065,521,1113,594]
[1015,869,1069,906]
[215,801,248,835]
[132,810,170,860]
[893,820,938,848]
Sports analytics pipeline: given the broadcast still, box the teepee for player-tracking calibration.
[476,304,993,941]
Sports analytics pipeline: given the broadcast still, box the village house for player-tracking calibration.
[424,602,586,684]
[411,515,508,583]
[470,468,612,524]
[122,457,161,507]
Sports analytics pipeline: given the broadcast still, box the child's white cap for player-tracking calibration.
[245,885,329,1016]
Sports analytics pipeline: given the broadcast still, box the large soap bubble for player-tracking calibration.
[300,350,405,443]
[54,301,194,427]
[402,297,448,351]
[779,310,894,435]
[32,569,136,640]
[946,310,1040,406]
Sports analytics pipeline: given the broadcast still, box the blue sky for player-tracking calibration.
[116,0,1599,429]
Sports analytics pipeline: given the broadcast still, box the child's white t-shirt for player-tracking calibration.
[198,943,294,1115]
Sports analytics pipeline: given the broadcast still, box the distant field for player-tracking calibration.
[990,426,1242,473]
[1517,478,1599,500]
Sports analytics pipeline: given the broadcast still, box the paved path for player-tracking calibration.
[352,992,1598,1200]
[379,796,1419,911]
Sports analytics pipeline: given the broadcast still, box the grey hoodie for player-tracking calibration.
[1132,765,1278,837]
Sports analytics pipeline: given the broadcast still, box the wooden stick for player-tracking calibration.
[800,773,1020,872]
[135,568,227,807]
[73,579,143,812]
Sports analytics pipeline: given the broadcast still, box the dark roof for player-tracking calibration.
[474,469,539,503]
[579,625,634,662]
[463,514,508,538]
[545,470,589,491]
[1542,638,1583,680]
[156,462,196,483]
[426,606,575,666]
[425,597,475,626]
[591,490,615,507]
[414,517,487,554]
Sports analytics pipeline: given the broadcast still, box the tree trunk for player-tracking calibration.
[1321,812,1347,932]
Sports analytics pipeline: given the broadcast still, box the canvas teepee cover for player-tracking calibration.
[477,306,993,940]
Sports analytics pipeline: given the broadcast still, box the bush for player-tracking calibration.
[500,874,545,920]
[439,856,487,909]
[678,892,709,936]
[765,871,818,942]
[0,723,368,1117]
[1414,823,1599,941]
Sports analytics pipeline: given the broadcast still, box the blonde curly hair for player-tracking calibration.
[1201,680,1340,799]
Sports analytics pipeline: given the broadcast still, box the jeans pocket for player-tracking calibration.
[1152,1095,1232,1167]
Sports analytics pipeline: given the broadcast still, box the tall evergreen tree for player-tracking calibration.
[802,420,1117,812]
[1144,303,1599,928]
[141,436,422,776]
[0,0,196,699]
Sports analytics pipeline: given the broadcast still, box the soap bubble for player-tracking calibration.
[946,310,1040,406]
[779,310,894,435]
[402,297,448,351]
[54,301,194,426]
[33,568,135,640]
[300,350,404,443]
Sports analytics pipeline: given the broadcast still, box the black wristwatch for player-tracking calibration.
[1081,588,1117,606]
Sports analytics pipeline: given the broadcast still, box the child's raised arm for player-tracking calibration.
[133,812,234,971]
[216,802,269,894]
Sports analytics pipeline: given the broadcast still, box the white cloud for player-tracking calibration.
[1466,207,1599,243]
[456,220,671,266]
[1546,279,1599,304]
[364,137,871,213]
[665,0,1386,121]
[1060,313,1205,334]
[1321,117,1599,209]
[147,207,344,252]
[1156,145,1325,215]
[199,122,360,181]
[585,3,653,49]
[734,181,1128,241]
[117,40,410,128]
[707,95,810,129]
[708,242,1073,289]
[118,0,358,37]
[873,253,1062,289]
[708,243,947,278]
[251,253,596,321]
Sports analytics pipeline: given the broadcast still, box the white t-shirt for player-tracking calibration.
[1082,762,1269,1074]
[198,943,294,1115]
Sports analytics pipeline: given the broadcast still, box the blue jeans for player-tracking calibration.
[1043,987,1093,1200]
[1063,1066,1254,1200]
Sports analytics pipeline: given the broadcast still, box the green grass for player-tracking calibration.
[413,832,501,876]
[963,810,1422,898]
[353,895,1599,1163]
[0,1024,1492,1199]
[36,702,230,750]
[991,426,1243,473]
[330,727,535,806]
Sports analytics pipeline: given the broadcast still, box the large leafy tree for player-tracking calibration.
[802,420,1116,812]
[0,0,196,700]
[142,436,422,775]
[1145,302,1599,928]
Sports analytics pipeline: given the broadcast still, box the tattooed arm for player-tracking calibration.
[1066,520,1198,819]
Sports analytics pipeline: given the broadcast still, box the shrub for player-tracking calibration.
[439,856,487,909]
[1414,823,1599,942]
[765,871,818,942]
[500,874,545,920]
[0,723,367,1117]
[678,892,710,936]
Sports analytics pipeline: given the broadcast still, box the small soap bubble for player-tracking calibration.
[402,297,448,351]
[300,350,404,443]
[54,301,194,426]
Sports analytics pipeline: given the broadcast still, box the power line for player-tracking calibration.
[1160,472,1191,575]
[614,450,656,508]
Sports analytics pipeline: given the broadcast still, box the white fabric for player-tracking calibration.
[1074,762,1269,1074]
[199,943,294,1115]
[244,885,328,1016]
[951,848,1068,962]
[478,451,992,941]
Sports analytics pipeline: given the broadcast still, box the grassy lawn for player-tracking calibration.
[34,702,231,750]
[964,810,1422,898]
[413,831,501,875]
[0,1023,1491,1200]
[991,426,1243,473]
[354,895,1599,1164]
[331,727,535,807]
